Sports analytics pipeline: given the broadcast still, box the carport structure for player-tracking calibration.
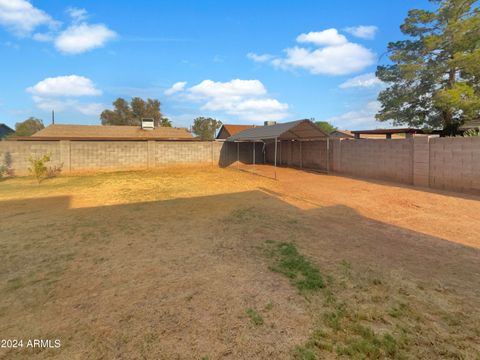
[226,119,329,179]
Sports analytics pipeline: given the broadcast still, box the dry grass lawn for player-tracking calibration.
[0,166,479,359]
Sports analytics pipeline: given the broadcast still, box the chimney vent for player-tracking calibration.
[141,118,154,130]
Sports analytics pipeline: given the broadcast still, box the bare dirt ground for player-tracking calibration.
[0,165,479,359]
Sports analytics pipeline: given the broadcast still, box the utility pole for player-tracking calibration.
[52,110,55,125]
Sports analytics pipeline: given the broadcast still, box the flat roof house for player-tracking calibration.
[0,123,14,139]
[16,124,194,141]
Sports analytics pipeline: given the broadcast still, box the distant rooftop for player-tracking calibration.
[21,124,194,141]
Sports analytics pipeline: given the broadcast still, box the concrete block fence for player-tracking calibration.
[0,140,223,175]
[1,137,479,196]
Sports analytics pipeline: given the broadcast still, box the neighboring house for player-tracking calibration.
[330,129,406,139]
[24,124,194,141]
[349,128,435,139]
[459,119,480,131]
[330,130,354,139]
[216,124,257,140]
[0,123,14,139]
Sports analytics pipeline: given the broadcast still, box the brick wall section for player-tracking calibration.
[429,137,480,195]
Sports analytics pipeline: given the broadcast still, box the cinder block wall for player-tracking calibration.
[429,137,480,195]
[0,141,61,175]
[2,137,480,196]
[332,139,414,184]
[70,141,148,170]
[0,140,222,175]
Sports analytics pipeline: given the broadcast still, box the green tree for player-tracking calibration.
[101,97,164,126]
[192,117,222,140]
[160,117,172,127]
[14,117,44,136]
[376,0,480,134]
[315,121,337,134]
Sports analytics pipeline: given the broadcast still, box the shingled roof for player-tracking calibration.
[28,124,194,141]
[226,119,328,142]
[216,124,257,139]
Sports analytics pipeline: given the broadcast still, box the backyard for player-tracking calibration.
[0,166,479,359]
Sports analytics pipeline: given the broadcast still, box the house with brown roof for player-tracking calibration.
[17,123,194,141]
[216,124,257,140]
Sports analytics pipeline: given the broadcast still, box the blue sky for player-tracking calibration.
[0,0,429,130]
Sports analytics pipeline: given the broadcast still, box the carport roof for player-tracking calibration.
[226,119,328,142]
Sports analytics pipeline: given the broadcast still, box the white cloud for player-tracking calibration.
[273,43,376,75]
[247,52,274,63]
[27,75,104,116]
[167,79,289,122]
[32,32,53,42]
[0,2,116,55]
[66,7,88,22]
[296,29,347,46]
[325,101,383,130]
[27,75,102,97]
[164,81,187,96]
[0,0,58,36]
[339,73,384,89]
[54,23,117,54]
[345,25,378,40]
[189,79,267,99]
[248,28,376,76]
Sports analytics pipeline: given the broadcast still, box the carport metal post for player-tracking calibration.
[274,137,277,180]
[253,142,255,173]
[300,140,303,168]
[326,138,330,174]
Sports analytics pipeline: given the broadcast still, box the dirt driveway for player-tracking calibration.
[1,166,479,359]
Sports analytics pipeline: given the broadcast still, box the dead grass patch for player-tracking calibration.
[0,166,479,359]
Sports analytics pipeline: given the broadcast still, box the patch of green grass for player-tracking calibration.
[6,277,23,291]
[268,242,324,291]
[340,259,352,278]
[389,302,408,318]
[294,345,317,360]
[246,308,264,326]
[336,324,400,359]
[264,302,274,311]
